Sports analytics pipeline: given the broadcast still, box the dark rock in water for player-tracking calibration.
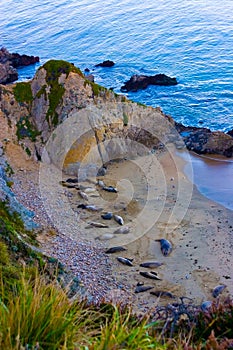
[155,239,173,256]
[105,246,127,254]
[101,212,113,220]
[212,284,226,298]
[117,256,133,266]
[140,271,161,280]
[84,68,90,73]
[10,52,39,68]
[0,47,39,84]
[95,60,115,67]
[150,290,175,298]
[121,73,178,92]
[135,285,154,293]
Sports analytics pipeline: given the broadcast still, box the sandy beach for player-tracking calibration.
[8,141,233,313]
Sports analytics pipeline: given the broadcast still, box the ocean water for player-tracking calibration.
[1,0,233,132]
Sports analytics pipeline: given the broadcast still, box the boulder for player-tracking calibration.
[0,47,39,84]
[95,60,115,67]
[0,62,18,84]
[121,73,178,92]
[175,123,233,157]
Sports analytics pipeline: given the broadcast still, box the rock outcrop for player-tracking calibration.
[95,60,115,67]
[175,123,233,157]
[0,59,232,181]
[121,73,178,92]
[0,47,39,84]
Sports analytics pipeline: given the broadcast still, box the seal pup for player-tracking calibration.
[101,212,113,220]
[140,271,162,280]
[140,261,163,268]
[117,257,133,266]
[105,246,127,254]
[212,284,226,298]
[78,191,88,201]
[103,186,118,193]
[135,283,154,294]
[114,214,124,225]
[86,222,109,228]
[201,301,212,312]
[113,226,130,234]
[77,204,102,211]
[155,239,173,256]
[97,180,105,188]
[150,291,175,298]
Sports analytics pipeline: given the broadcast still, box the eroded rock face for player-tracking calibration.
[175,123,233,157]
[0,47,39,84]
[121,73,178,92]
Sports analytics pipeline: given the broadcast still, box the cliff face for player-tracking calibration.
[0,59,232,181]
[0,60,180,179]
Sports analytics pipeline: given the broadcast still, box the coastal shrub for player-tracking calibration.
[13,82,33,104]
[16,115,41,141]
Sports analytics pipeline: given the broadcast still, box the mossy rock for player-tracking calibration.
[38,60,83,127]
[16,115,41,141]
[13,82,33,104]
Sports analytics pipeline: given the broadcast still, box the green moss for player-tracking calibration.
[123,112,129,126]
[25,147,31,156]
[136,101,147,108]
[16,115,41,142]
[84,79,107,96]
[35,84,47,99]
[38,60,82,127]
[13,82,33,104]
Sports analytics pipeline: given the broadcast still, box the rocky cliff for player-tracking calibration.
[0,59,232,182]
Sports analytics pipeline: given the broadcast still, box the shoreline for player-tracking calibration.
[10,144,233,313]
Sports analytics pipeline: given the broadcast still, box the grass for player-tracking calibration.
[13,82,33,104]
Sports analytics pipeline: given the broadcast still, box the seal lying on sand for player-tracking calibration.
[155,239,173,256]
[113,226,130,234]
[103,186,118,193]
[212,284,226,298]
[117,257,133,266]
[114,214,124,225]
[140,261,163,268]
[101,212,113,220]
[140,271,162,280]
[150,290,175,298]
[135,283,154,293]
[105,246,127,254]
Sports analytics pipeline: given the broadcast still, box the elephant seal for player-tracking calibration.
[150,291,175,298]
[101,212,113,220]
[103,186,118,193]
[212,284,226,298]
[140,271,162,280]
[105,246,127,254]
[114,214,124,225]
[140,261,163,268]
[155,239,173,256]
[117,257,133,266]
[113,226,130,234]
[135,284,154,293]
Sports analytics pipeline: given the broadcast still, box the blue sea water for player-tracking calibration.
[1,0,233,132]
